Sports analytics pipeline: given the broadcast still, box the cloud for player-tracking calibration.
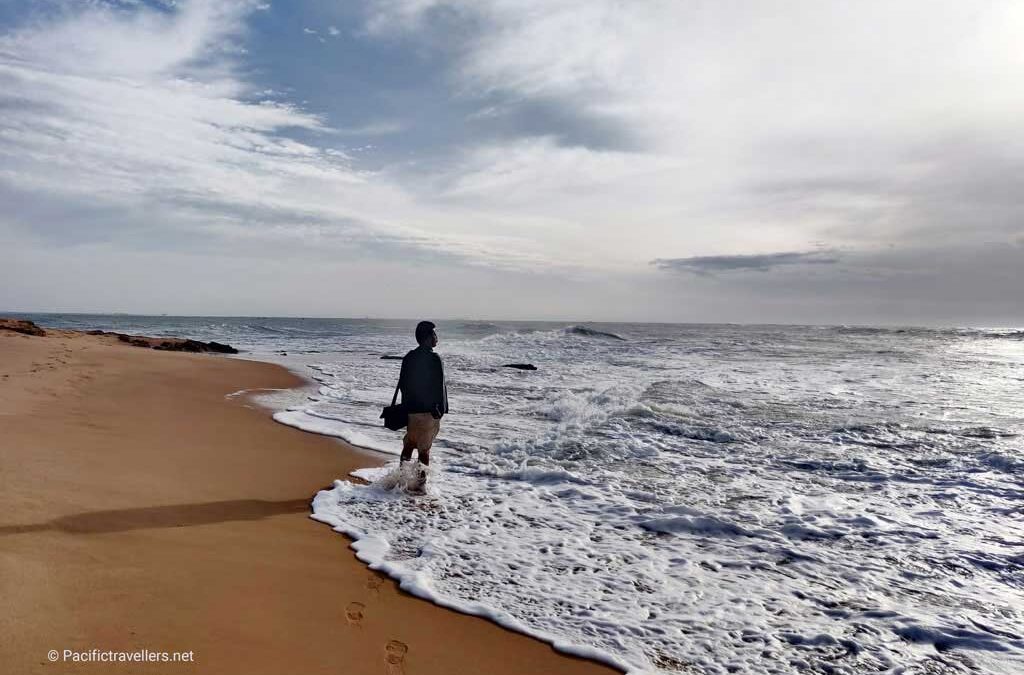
[369,1,1024,137]
[653,250,840,276]
[333,121,405,136]
[302,26,325,42]
[362,0,1024,262]
[0,0,568,273]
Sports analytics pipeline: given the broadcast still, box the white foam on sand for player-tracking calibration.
[313,449,1024,675]
[312,461,636,674]
[273,409,398,455]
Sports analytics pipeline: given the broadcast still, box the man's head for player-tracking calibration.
[415,320,438,348]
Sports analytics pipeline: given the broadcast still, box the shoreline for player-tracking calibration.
[0,326,617,675]
[232,363,631,672]
[237,352,634,673]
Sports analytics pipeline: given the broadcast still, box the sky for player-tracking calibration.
[0,0,1022,324]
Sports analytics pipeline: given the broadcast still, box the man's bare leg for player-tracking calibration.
[400,434,415,464]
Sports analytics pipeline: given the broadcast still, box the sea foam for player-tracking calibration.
[287,323,1024,674]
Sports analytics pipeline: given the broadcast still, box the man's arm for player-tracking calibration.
[432,355,447,418]
[440,358,448,415]
[396,355,407,403]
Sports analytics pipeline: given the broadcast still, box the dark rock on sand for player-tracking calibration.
[153,339,238,354]
[205,341,238,354]
[503,363,538,371]
[112,332,238,354]
[0,319,46,337]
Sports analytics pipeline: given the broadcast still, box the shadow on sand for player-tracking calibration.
[0,498,312,536]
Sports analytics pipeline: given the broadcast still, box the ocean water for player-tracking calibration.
[24,314,1024,674]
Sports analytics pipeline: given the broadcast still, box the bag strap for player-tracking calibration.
[391,379,401,406]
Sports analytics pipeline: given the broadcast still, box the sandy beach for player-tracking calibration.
[0,326,616,675]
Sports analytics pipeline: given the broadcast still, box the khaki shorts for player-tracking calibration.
[403,412,440,451]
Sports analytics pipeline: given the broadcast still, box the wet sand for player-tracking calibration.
[0,328,617,675]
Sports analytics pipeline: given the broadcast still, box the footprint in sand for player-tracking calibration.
[385,640,408,675]
[366,574,383,595]
[345,601,365,626]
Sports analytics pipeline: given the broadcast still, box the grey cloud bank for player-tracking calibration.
[653,251,840,275]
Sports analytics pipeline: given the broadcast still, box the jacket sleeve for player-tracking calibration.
[441,359,449,414]
[396,356,407,403]
[435,355,448,416]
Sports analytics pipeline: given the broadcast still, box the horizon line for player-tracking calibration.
[4,310,1021,332]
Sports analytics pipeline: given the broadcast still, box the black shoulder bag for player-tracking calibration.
[380,380,408,431]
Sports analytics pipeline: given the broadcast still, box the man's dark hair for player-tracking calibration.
[415,320,436,345]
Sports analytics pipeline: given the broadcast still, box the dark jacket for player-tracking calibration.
[398,345,449,417]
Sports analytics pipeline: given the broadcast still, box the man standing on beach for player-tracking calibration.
[397,321,448,490]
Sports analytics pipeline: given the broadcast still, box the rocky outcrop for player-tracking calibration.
[503,363,538,370]
[0,319,46,336]
[380,355,404,360]
[158,339,237,354]
[1,319,238,353]
[109,332,239,354]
